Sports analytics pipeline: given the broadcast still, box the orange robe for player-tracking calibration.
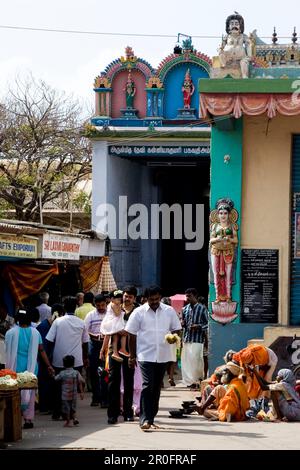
[218,378,249,422]
[233,345,269,399]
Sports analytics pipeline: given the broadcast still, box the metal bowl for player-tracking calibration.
[169,409,184,418]
[182,403,198,413]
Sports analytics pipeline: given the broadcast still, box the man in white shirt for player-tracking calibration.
[37,292,52,322]
[126,285,181,431]
[84,294,107,407]
[46,296,89,420]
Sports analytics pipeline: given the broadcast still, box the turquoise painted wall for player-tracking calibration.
[209,118,243,319]
[209,322,266,372]
[209,118,268,372]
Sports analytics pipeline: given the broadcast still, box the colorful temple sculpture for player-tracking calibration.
[92,42,211,126]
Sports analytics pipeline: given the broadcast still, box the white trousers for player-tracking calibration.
[181,342,204,386]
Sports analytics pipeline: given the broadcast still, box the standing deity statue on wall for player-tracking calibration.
[219,12,252,78]
[210,198,238,303]
[124,71,136,109]
[182,69,195,109]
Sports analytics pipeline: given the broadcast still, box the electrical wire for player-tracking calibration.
[0,24,295,40]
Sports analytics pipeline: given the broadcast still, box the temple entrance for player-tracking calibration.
[153,161,210,296]
[106,144,210,296]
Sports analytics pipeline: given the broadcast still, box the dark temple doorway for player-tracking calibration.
[154,160,210,298]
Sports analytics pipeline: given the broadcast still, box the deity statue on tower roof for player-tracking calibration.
[217,12,253,78]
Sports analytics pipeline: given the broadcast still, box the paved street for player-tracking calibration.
[6,381,300,451]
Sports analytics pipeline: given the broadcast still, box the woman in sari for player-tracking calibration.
[250,367,300,421]
[5,309,54,428]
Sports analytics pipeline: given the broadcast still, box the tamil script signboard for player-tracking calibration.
[0,235,37,259]
[42,233,81,260]
[108,145,210,158]
[241,248,279,323]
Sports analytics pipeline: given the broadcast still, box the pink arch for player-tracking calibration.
[111,70,147,118]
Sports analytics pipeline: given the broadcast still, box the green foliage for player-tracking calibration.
[0,199,14,218]
[72,190,91,215]
[0,75,92,224]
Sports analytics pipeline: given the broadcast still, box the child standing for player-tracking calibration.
[100,290,129,362]
[54,355,85,427]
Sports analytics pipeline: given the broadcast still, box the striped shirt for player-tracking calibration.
[84,309,106,337]
[182,303,208,343]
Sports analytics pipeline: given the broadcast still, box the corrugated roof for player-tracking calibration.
[0,219,107,240]
[0,222,45,236]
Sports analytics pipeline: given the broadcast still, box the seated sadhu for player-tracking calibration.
[196,362,249,422]
[199,366,226,407]
[232,345,278,399]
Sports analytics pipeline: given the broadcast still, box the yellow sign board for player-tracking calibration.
[0,235,37,259]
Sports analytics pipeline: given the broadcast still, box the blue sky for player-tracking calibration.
[0,0,299,109]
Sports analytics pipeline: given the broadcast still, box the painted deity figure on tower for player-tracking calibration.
[182,69,195,109]
[124,71,136,109]
[219,12,252,78]
[209,198,238,303]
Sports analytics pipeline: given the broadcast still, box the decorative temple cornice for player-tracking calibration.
[93,76,112,89]
[145,76,164,89]
[101,47,155,82]
[157,51,212,83]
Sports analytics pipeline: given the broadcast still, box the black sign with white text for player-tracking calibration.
[241,249,279,323]
[108,145,210,157]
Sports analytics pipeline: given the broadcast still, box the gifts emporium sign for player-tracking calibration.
[0,235,37,259]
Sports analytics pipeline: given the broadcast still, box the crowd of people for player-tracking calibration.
[1,286,300,432]
[1,285,209,430]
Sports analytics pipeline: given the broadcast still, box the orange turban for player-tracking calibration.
[239,348,254,365]
[237,345,268,366]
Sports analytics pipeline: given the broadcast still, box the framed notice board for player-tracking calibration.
[241,249,279,323]
[295,212,300,258]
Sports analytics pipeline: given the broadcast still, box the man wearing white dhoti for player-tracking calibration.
[181,288,208,388]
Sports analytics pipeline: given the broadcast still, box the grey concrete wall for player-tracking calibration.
[92,140,160,290]
[92,140,108,232]
[107,155,141,288]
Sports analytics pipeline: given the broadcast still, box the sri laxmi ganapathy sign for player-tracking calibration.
[0,235,37,258]
[42,233,81,260]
